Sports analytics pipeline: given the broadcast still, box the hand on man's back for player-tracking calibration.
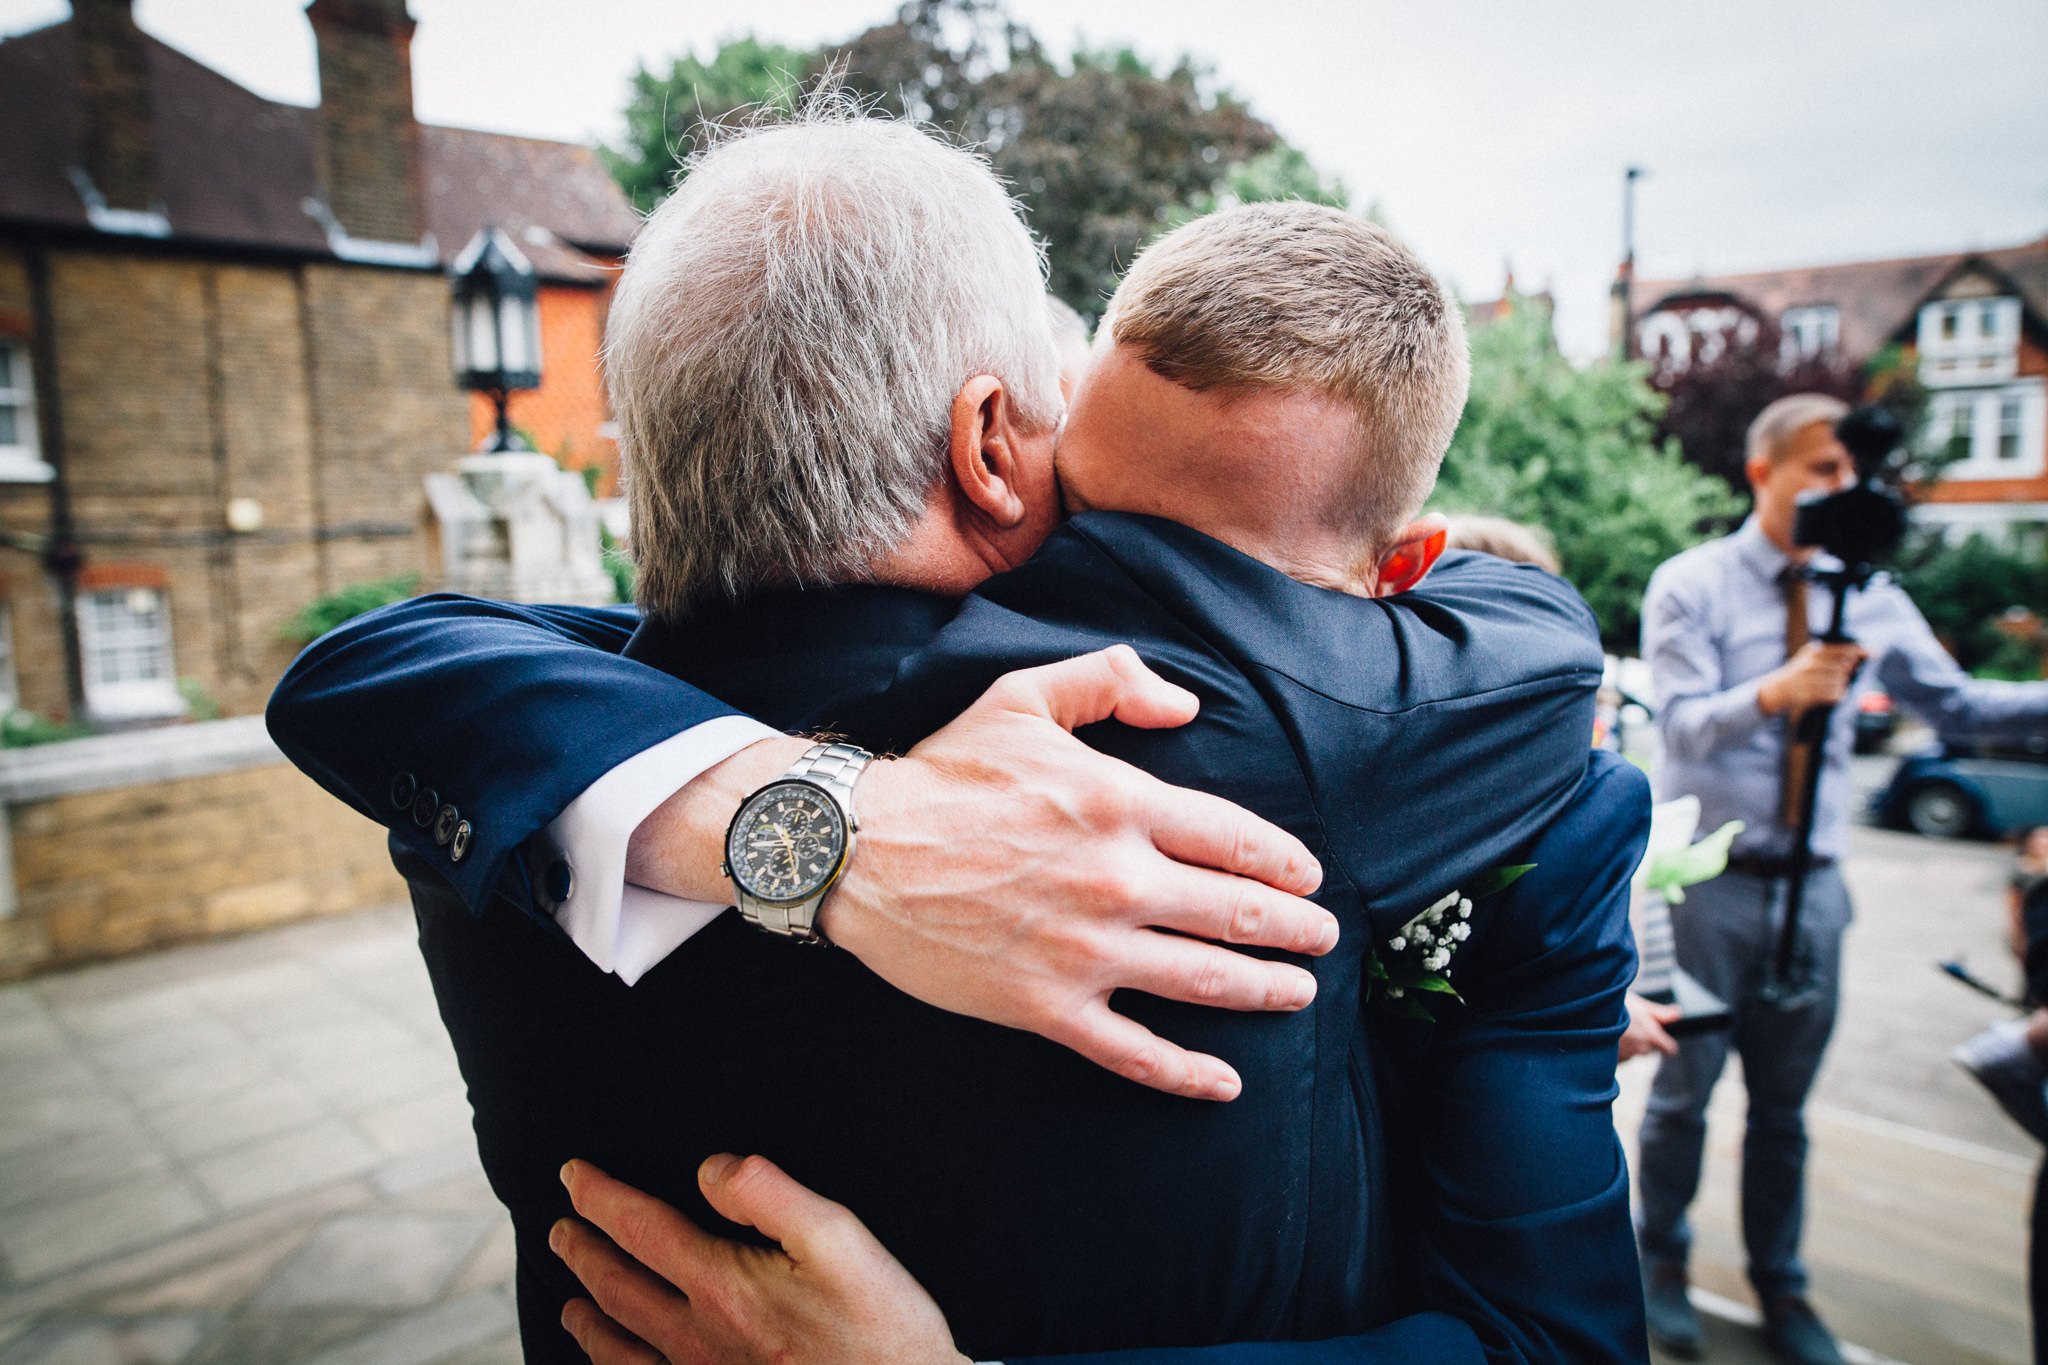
[635,646,1334,1102]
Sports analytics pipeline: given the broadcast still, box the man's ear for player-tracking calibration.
[1372,513,1450,598]
[949,375,1027,529]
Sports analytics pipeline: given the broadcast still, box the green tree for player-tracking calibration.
[602,36,814,212]
[1177,142,1351,222]
[604,5,1348,311]
[1893,532,2048,675]
[1433,299,1743,648]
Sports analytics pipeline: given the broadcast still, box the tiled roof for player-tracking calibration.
[0,18,638,282]
[1637,238,2048,358]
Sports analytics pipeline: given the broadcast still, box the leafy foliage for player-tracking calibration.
[602,36,812,213]
[1433,299,1744,649]
[602,1,1344,314]
[1,709,94,748]
[1892,532,2048,675]
[600,526,636,605]
[1649,320,1931,495]
[177,679,221,722]
[282,575,422,646]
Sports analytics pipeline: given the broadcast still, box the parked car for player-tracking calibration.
[1852,690,1897,754]
[1872,736,2048,839]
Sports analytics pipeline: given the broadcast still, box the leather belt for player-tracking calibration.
[1725,852,1836,880]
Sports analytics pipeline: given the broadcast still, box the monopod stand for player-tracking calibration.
[1754,561,1869,1011]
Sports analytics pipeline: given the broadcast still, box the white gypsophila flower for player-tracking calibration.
[1449,922,1471,942]
[1428,949,1451,971]
[1457,899,1472,919]
[1388,985,1405,998]
[1388,937,1406,952]
[1409,926,1432,946]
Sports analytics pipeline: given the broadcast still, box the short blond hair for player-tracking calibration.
[1104,202,1469,549]
[1443,514,1560,574]
[1747,393,1849,467]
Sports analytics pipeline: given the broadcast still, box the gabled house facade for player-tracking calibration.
[1631,236,2048,548]
[0,0,638,727]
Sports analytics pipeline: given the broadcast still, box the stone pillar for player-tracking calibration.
[424,453,614,605]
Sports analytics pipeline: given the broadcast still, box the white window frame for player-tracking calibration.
[77,587,183,722]
[1926,379,2047,481]
[1780,305,1840,363]
[0,338,53,484]
[1917,296,2022,388]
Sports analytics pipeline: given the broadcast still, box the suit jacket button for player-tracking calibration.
[390,772,417,811]
[411,789,439,828]
[450,820,473,863]
[433,804,460,847]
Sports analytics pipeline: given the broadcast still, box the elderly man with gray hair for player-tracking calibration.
[274,105,1646,1364]
[1635,393,2048,1364]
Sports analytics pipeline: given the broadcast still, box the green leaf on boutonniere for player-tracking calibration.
[1410,975,1462,997]
[1463,863,1536,900]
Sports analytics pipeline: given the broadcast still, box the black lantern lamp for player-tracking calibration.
[450,224,542,452]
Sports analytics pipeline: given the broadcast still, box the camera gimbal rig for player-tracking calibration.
[1755,406,1909,1009]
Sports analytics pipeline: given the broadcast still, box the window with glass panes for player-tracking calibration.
[79,587,179,717]
[0,339,37,457]
[1945,400,1975,464]
[2001,396,2026,462]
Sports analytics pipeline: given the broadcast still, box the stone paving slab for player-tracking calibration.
[0,812,2035,1364]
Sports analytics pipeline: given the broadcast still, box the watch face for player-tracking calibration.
[726,780,849,904]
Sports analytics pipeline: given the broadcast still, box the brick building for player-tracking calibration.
[1631,236,2048,547]
[0,0,638,727]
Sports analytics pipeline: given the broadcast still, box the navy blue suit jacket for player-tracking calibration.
[270,514,1649,1363]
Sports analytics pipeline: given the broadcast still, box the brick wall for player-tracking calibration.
[0,241,468,721]
[472,281,621,494]
[0,721,405,981]
[307,0,421,244]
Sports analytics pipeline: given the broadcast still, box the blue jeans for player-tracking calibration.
[1634,866,1849,1301]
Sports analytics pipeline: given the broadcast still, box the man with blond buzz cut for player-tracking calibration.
[1636,393,2048,1364]
[274,112,1644,1363]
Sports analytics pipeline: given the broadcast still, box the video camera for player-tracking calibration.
[1790,405,1908,571]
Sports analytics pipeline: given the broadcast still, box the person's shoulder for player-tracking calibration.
[1410,550,1598,639]
[1512,753,1650,907]
[1649,529,1740,589]
[1464,751,1650,980]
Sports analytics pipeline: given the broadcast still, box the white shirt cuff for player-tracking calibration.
[548,714,780,984]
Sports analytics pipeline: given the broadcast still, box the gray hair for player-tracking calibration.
[1746,393,1849,467]
[607,102,1063,617]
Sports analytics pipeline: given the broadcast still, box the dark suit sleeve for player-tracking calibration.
[1012,766,1651,1365]
[265,593,746,920]
[1402,752,1652,1364]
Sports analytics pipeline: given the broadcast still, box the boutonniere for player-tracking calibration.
[1366,863,1533,1021]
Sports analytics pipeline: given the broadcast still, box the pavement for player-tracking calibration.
[0,756,2036,1364]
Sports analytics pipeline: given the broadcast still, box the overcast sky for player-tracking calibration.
[5,0,2043,357]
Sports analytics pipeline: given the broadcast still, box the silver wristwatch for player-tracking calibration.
[721,741,873,944]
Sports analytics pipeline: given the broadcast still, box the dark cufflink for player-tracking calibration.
[411,789,439,828]
[433,804,460,847]
[450,820,473,863]
[390,772,418,811]
[541,858,574,908]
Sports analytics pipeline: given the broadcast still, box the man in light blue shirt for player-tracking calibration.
[1636,393,2048,1365]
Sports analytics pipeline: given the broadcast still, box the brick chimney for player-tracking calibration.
[305,0,422,243]
[70,0,157,213]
